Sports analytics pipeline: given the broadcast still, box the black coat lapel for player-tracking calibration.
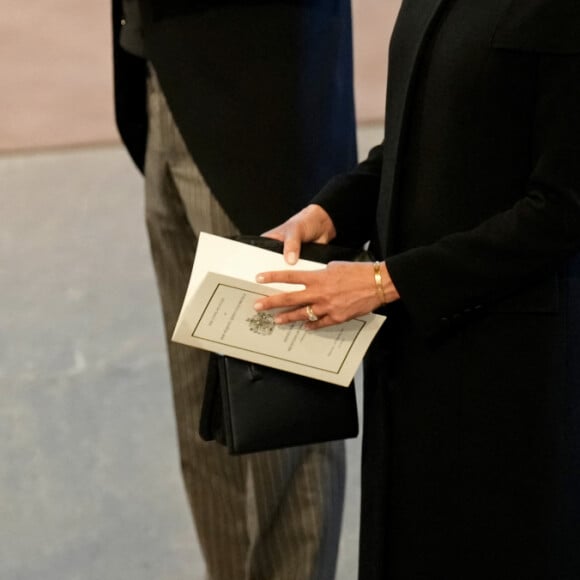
[377,0,449,255]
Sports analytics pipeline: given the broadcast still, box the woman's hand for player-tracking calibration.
[254,261,399,330]
[262,204,337,265]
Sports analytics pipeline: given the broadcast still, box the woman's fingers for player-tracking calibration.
[261,226,302,265]
[260,229,286,243]
[255,268,318,286]
[274,304,320,325]
[254,289,311,316]
[274,305,339,330]
[261,204,337,265]
[261,218,303,264]
[254,262,384,330]
[254,269,326,314]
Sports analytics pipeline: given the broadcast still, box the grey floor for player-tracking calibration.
[0,125,382,580]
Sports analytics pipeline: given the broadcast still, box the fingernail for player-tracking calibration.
[256,274,265,283]
[254,301,263,311]
[287,252,297,265]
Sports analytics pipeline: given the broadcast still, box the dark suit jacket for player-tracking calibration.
[315,0,580,577]
[112,0,357,234]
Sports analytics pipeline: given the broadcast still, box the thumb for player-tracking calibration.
[260,224,301,264]
[282,223,303,265]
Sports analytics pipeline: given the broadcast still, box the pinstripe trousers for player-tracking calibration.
[143,67,346,580]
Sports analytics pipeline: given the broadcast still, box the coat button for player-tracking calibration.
[121,18,127,26]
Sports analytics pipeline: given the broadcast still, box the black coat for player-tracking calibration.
[315,0,580,577]
[112,0,357,234]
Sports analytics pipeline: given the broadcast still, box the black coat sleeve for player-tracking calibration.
[311,142,384,248]
[387,48,580,337]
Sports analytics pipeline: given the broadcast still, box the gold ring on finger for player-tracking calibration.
[305,304,319,322]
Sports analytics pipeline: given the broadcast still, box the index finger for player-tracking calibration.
[255,269,315,285]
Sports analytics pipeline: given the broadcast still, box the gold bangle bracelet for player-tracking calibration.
[373,261,386,304]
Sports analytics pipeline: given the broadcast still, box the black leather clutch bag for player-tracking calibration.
[199,235,367,455]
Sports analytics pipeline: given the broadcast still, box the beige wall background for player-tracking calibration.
[0,1,400,152]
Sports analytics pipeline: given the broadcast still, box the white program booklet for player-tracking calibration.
[172,233,385,387]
